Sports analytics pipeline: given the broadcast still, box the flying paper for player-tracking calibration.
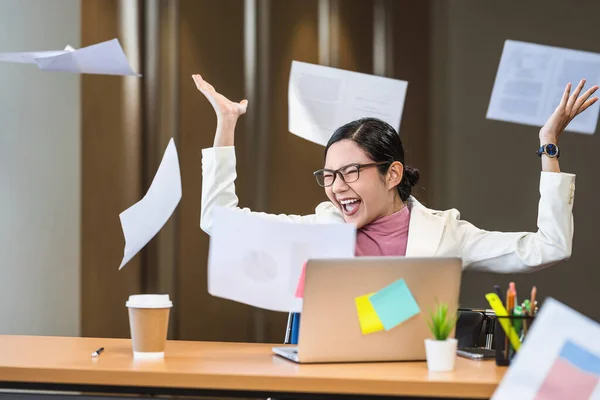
[487,40,600,134]
[0,38,139,76]
[288,61,408,146]
[118,138,181,269]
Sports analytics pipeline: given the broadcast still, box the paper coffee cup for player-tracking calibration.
[126,294,173,359]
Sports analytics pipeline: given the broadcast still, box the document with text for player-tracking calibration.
[288,61,408,146]
[487,40,600,134]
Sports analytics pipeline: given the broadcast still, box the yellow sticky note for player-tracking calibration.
[355,293,385,335]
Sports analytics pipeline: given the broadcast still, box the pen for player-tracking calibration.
[530,286,537,316]
[92,347,104,357]
[505,287,511,359]
[509,282,517,307]
[509,282,518,335]
[513,305,524,339]
[494,285,504,304]
[523,299,531,315]
[522,299,531,335]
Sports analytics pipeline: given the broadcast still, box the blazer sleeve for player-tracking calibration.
[453,171,575,273]
[200,146,319,235]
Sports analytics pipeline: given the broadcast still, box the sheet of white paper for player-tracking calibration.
[492,298,600,399]
[288,61,408,146]
[35,39,139,76]
[0,39,139,76]
[487,40,600,134]
[118,138,182,269]
[0,49,70,64]
[207,207,356,312]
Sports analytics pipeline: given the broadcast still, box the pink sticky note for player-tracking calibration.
[295,262,307,298]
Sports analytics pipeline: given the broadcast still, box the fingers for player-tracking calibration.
[238,99,248,114]
[192,74,202,85]
[192,74,248,117]
[192,74,215,93]
[576,96,599,116]
[192,74,205,91]
[574,84,599,111]
[559,79,600,120]
[557,82,571,110]
[566,79,586,110]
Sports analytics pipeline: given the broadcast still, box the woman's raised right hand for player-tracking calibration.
[192,74,248,119]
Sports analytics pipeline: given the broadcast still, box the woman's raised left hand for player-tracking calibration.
[540,79,599,143]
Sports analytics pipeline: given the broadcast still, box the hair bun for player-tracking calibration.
[404,165,420,187]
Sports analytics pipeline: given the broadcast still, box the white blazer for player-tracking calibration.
[200,146,576,273]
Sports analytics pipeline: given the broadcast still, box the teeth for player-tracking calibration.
[340,199,359,205]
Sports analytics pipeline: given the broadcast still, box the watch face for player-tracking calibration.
[545,144,558,156]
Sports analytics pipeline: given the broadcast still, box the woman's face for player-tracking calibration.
[322,139,403,228]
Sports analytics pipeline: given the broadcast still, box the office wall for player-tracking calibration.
[177,0,253,342]
[430,0,600,321]
[0,0,81,335]
[80,0,143,338]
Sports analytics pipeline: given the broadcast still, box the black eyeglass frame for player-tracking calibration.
[313,161,391,187]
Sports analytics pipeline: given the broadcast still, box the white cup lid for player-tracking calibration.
[126,294,173,309]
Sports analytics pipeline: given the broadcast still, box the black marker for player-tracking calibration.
[91,347,104,357]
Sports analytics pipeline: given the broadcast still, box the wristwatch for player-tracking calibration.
[537,143,560,158]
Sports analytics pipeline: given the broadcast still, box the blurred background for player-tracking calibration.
[1,0,599,344]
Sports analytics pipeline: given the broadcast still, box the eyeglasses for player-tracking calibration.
[313,162,390,187]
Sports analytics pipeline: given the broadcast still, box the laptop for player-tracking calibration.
[272,257,462,363]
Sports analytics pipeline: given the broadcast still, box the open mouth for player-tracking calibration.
[339,198,361,216]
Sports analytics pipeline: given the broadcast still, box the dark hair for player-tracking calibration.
[324,117,420,202]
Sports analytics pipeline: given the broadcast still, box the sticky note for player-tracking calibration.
[368,279,420,331]
[355,292,385,334]
[295,262,307,298]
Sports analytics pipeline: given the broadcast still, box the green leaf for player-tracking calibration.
[425,301,457,341]
[426,319,435,336]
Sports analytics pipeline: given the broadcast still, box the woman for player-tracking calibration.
[194,73,597,273]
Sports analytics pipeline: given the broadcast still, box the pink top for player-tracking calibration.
[355,206,411,257]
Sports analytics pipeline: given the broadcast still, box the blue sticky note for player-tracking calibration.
[368,279,420,331]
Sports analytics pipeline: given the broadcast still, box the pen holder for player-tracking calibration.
[494,315,535,366]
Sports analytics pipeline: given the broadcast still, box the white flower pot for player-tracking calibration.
[425,338,458,372]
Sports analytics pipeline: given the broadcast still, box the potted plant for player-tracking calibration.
[424,301,458,372]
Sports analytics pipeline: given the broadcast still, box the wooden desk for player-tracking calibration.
[0,335,506,399]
